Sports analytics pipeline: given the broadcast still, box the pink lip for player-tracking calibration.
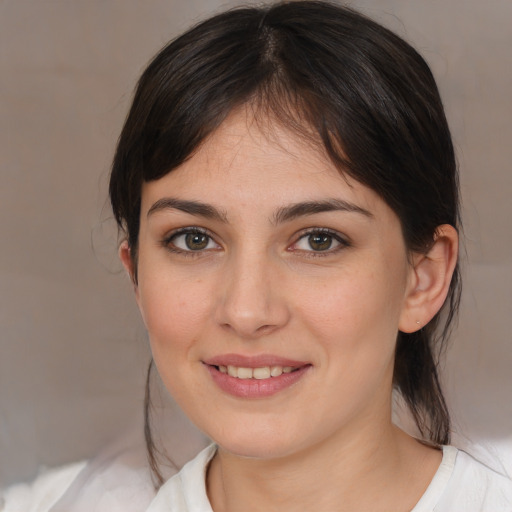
[203,354,312,399]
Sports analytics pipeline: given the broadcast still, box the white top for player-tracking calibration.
[2,445,512,512]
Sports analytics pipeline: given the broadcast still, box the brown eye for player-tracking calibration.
[168,229,219,252]
[308,233,333,251]
[184,233,209,250]
[291,229,348,254]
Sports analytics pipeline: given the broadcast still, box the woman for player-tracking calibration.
[3,1,511,510]
[109,1,511,510]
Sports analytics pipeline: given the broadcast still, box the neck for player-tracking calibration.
[206,419,441,512]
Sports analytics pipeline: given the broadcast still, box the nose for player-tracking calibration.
[214,250,291,339]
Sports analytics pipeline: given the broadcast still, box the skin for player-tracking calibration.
[121,107,458,511]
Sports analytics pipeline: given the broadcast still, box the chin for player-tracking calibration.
[219,439,293,460]
[210,423,307,460]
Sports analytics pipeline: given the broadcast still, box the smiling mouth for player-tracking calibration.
[214,364,299,380]
[205,361,311,398]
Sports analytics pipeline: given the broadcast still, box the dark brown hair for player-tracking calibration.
[110,1,461,487]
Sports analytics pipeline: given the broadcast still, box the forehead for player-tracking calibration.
[140,108,387,219]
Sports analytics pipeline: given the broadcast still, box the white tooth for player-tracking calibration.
[282,366,293,373]
[253,367,271,379]
[237,367,253,379]
[227,365,238,377]
[270,366,283,377]
[219,365,227,374]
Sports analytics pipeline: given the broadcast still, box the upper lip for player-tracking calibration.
[203,353,309,368]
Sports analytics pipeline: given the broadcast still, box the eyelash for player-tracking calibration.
[161,227,351,258]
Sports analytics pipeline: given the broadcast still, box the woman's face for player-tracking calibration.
[131,109,416,459]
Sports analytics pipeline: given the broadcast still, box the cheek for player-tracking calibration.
[137,274,214,403]
[295,261,407,365]
[298,271,394,331]
[137,272,212,354]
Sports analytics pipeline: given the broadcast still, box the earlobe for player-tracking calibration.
[399,225,458,333]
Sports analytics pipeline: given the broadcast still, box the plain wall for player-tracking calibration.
[1,0,511,487]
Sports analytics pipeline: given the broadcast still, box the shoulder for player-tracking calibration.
[1,426,210,512]
[146,444,216,512]
[1,461,86,512]
[418,446,512,512]
[443,448,512,509]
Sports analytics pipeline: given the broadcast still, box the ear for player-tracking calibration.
[119,240,139,298]
[399,224,458,333]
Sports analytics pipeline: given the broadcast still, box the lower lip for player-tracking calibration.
[205,364,311,398]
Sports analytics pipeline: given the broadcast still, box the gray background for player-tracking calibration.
[1,0,511,487]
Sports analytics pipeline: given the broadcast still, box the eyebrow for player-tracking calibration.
[272,198,372,225]
[147,197,372,224]
[147,198,228,223]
